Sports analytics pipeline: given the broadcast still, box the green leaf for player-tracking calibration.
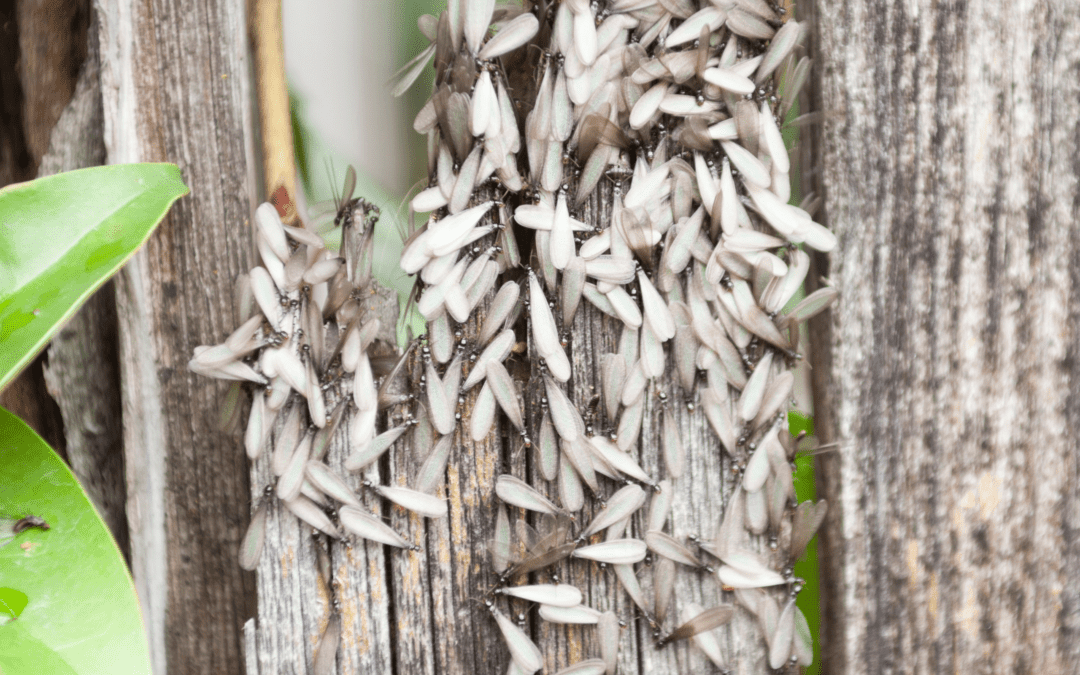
[0,407,150,675]
[0,164,189,391]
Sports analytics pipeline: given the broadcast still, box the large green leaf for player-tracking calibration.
[0,407,150,675]
[0,164,189,391]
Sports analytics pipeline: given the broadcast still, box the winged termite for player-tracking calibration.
[793,605,814,665]
[370,484,449,518]
[653,557,676,624]
[277,431,313,502]
[284,495,341,539]
[537,412,560,481]
[645,530,706,569]
[305,461,362,509]
[539,603,602,625]
[769,598,796,668]
[613,563,652,623]
[496,474,565,516]
[490,604,544,674]
[572,538,647,564]
[344,424,410,471]
[656,605,735,646]
[414,434,454,494]
[790,499,828,561]
[339,506,419,550]
[580,484,646,539]
[497,583,583,607]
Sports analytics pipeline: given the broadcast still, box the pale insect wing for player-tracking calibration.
[500,583,583,608]
[559,451,585,512]
[745,484,768,534]
[790,499,828,560]
[751,370,794,431]
[582,484,646,537]
[305,460,362,509]
[376,485,448,518]
[616,395,644,452]
[757,592,780,648]
[742,442,771,492]
[272,403,303,476]
[390,42,436,98]
[238,500,268,571]
[470,381,498,441]
[537,411,560,481]
[478,12,540,60]
[312,615,341,675]
[613,563,651,619]
[622,362,647,408]
[244,391,267,459]
[338,506,415,549]
[582,283,619,319]
[654,557,676,623]
[618,324,639,369]
[661,409,685,478]
[464,0,495,53]
[443,353,463,405]
[638,320,665,379]
[572,538,647,564]
[492,608,544,674]
[647,479,673,532]
[492,503,511,574]
[449,144,483,214]
[415,434,454,494]
[528,270,561,357]
[601,353,627,421]
[479,281,520,345]
[645,530,702,568]
[638,270,675,340]
[786,286,839,324]
[683,602,728,670]
[737,351,774,422]
[345,424,409,472]
[429,312,454,364]
[793,606,814,665]
[552,659,607,675]
[663,605,735,644]
[598,610,620,675]
[539,604,602,625]
[674,325,698,392]
[545,375,581,442]
[486,360,524,429]
[426,358,455,435]
[590,436,653,485]
[560,256,586,326]
[767,473,787,532]
[769,599,796,668]
[277,432,313,502]
[716,563,786,589]
[284,495,341,538]
[495,474,559,515]
[305,357,327,428]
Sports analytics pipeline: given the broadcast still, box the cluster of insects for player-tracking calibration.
[191,0,838,673]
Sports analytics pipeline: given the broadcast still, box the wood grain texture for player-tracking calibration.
[807,0,1080,672]
[96,0,256,672]
[38,14,129,559]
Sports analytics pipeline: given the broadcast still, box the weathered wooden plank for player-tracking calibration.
[808,0,1080,672]
[96,0,256,672]
[37,15,129,558]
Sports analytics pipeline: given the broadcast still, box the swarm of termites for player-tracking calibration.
[192,1,838,672]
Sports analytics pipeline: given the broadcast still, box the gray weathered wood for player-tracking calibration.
[96,0,257,672]
[38,12,129,559]
[807,0,1080,672]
